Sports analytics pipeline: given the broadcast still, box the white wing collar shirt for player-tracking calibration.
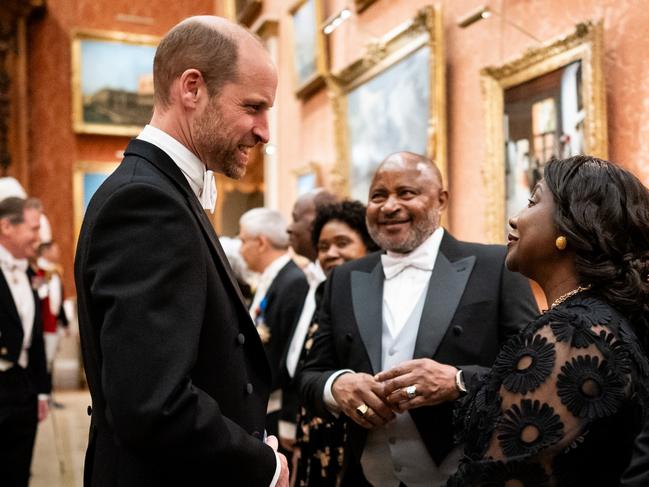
[380,226,444,338]
[137,125,217,212]
[0,242,35,371]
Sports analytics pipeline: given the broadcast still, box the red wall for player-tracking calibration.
[27,0,215,293]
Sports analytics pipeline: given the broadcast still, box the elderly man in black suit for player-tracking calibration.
[75,16,288,486]
[238,208,309,451]
[299,152,539,486]
[0,197,50,487]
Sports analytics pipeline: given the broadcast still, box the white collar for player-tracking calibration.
[385,226,444,262]
[304,260,326,286]
[137,124,205,199]
[0,242,28,272]
[259,253,292,286]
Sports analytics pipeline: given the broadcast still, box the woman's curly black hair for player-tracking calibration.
[544,155,649,346]
[311,200,379,252]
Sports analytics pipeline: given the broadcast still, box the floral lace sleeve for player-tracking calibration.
[450,295,649,486]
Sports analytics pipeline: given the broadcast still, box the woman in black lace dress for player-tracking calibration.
[449,155,649,486]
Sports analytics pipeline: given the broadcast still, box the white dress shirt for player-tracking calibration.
[381,227,444,337]
[323,228,445,410]
[249,254,292,322]
[137,125,217,212]
[285,260,326,378]
[0,243,35,371]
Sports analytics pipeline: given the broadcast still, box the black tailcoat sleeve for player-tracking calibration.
[75,140,276,486]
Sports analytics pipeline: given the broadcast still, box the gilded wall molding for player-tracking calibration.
[481,21,607,243]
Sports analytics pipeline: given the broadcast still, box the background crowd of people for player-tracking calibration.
[2,12,649,487]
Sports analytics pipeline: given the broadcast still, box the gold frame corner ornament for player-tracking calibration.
[329,5,446,199]
[481,21,607,243]
[70,29,159,137]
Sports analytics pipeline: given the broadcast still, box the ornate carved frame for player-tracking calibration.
[71,29,159,136]
[481,21,607,243]
[327,5,445,197]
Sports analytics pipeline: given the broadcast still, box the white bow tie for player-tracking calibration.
[381,252,434,280]
[0,256,28,274]
[200,170,217,213]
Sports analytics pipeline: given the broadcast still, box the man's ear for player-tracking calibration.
[438,190,449,211]
[178,68,205,109]
[257,234,270,252]
[0,218,13,238]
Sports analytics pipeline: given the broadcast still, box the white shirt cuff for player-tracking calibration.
[38,394,50,401]
[269,450,281,487]
[323,369,354,413]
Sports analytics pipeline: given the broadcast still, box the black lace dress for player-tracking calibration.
[448,293,649,486]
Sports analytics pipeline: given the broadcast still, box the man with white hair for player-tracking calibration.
[239,208,309,449]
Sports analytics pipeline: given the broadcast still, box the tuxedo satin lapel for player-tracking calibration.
[351,263,384,374]
[0,271,22,332]
[413,253,476,359]
[125,139,249,312]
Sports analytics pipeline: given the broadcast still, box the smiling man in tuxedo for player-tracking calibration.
[75,16,288,486]
[299,152,538,486]
[0,197,50,487]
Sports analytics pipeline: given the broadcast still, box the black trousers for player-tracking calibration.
[0,366,39,487]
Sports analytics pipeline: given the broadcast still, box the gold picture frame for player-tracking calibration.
[71,29,159,136]
[73,161,120,239]
[289,0,328,99]
[328,5,446,200]
[481,21,607,243]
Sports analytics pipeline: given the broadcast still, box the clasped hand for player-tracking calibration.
[331,359,459,429]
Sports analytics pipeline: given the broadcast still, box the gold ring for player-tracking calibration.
[355,403,369,417]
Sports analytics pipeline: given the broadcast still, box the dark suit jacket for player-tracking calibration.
[0,269,50,396]
[74,139,276,486]
[262,260,308,391]
[299,232,538,474]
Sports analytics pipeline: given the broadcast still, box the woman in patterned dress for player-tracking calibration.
[448,155,649,486]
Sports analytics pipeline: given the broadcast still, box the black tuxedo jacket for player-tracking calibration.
[75,139,276,486]
[0,270,50,396]
[299,232,538,471]
[262,260,308,392]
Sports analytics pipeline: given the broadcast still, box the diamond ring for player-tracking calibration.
[405,385,417,399]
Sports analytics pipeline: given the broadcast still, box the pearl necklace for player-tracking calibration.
[550,285,591,309]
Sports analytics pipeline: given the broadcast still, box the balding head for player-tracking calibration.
[153,16,264,109]
[373,151,444,190]
[366,151,447,253]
